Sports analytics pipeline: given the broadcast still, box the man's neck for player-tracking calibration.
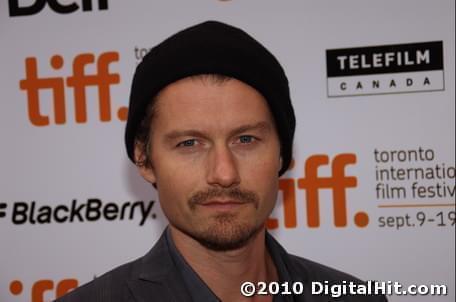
[170,225,278,302]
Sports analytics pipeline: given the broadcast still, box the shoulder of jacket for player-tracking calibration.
[286,254,388,302]
[287,253,365,283]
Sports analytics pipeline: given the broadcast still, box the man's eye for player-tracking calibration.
[177,139,197,147]
[238,135,256,144]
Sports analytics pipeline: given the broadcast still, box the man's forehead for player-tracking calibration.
[151,77,275,134]
[153,76,267,112]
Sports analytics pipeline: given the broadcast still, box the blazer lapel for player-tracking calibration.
[126,230,192,302]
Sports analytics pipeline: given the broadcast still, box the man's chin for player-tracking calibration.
[178,215,263,252]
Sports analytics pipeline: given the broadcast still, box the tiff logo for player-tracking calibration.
[19,52,126,126]
[268,154,369,229]
[9,0,108,17]
[9,278,78,302]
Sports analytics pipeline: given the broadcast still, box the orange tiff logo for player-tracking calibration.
[19,52,126,126]
[9,278,78,302]
[267,153,369,229]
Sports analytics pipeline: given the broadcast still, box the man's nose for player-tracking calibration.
[206,144,241,188]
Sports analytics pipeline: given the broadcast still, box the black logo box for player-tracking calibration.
[326,41,443,77]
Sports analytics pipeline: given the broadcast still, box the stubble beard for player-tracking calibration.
[176,187,264,251]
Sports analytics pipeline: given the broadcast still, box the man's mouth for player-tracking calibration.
[197,199,248,211]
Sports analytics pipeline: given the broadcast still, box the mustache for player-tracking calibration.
[188,187,259,209]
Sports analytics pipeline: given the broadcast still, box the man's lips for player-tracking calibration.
[197,199,248,211]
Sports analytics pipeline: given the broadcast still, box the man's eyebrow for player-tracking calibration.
[228,121,272,137]
[164,121,272,141]
[164,129,209,141]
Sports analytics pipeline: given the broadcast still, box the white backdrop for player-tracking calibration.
[1,1,454,301]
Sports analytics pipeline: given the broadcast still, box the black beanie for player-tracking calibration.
[125,20,295,176]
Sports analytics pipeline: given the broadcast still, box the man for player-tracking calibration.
[57,21,387,302]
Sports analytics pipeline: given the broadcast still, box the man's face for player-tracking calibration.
[137,76,281,251]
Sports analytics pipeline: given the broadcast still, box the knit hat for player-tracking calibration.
[125,20,295,175]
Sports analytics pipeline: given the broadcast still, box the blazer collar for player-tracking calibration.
[127,228,192,302]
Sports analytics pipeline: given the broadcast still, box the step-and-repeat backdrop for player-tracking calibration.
[1,1,454,301]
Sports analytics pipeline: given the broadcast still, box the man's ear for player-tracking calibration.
[134,142,157,184]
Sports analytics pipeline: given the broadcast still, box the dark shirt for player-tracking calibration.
[165,228,294,302]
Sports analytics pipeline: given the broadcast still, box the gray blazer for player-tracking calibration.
[55,232,387,302]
